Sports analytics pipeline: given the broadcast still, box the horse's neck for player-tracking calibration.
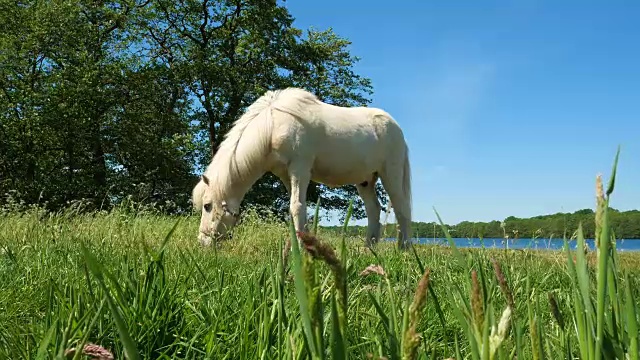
[211,138,271,212]
[222,168,267,211]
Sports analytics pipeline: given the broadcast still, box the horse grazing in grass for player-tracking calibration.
[191,87,413,249]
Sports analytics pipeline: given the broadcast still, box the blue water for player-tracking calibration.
[387,238,640,252]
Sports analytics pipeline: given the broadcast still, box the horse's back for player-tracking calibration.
[301,104,405,185]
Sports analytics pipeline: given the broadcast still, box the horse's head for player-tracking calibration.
[192,175,240,246]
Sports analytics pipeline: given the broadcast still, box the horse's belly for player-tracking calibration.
[311,156,377,186]
[311,171,367,187]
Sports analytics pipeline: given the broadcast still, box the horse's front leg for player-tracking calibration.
[282,162,311,266]
[289,167,311,237]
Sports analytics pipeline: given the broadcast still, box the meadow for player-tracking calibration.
[1,153,639,360]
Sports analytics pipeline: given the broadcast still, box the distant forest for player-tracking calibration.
[321,208,640,239]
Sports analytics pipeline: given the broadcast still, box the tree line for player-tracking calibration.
[322,208,640,239]
[1,0,385,221]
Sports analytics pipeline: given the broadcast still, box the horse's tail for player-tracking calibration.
[402,141,412,220]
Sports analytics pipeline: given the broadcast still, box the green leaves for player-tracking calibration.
[1,0,198,213]
[1,0,376,220]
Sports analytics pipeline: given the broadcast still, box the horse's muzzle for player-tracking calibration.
[198,232,213,246]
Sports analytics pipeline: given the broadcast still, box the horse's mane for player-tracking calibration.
[198,88,320,204]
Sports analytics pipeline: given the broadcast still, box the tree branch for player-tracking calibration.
[199,0,210,44]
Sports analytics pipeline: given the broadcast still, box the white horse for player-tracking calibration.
[191,87,413,249]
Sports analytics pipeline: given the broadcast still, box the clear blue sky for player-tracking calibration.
[283,0,640,226]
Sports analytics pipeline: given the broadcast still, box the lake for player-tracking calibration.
[387,237,640,252]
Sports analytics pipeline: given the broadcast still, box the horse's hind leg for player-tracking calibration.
[379,166,412,250]
[356,174,382,247]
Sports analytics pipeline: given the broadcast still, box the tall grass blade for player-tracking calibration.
[330,292,346,360]
[312,198,321,235]
[80,243,140,360]
[35,319,57,360]
[606,145,620,196]
[342,199,353,233]
[368,291,400,360]
[595,147,618,360]
[433,207,467,272]
[574,224,594,321]
[156,217,181,259]
[625,273,639,360]
[408,241,446,329]
[287,222,319,359]
[594,240,609,360]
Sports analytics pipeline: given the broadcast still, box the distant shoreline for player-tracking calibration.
[377,237,640,252]
[319,207,640,239]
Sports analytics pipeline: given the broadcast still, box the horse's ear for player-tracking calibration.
[202,175,210,185]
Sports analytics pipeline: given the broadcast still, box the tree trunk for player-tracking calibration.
[204,99,218,159]
[91,124,109,209]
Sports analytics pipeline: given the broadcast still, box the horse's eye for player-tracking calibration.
[203,203,212,212]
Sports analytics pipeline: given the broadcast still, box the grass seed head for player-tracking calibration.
[65,343,114,360]
[492,258,515,310]
[403,268,431,360]
[489,306,512,356]
[360,264,386,277]
[298,231,341,272]
[548,291,565,330]
[297,230,348,323]
[282,237,292,265]
[471,270,484,332]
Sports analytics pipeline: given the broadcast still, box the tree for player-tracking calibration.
[1,0,385,221]
[1,0,196,212]
[141,0,383,220]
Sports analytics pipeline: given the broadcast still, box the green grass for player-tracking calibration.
[1,150,639,359]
